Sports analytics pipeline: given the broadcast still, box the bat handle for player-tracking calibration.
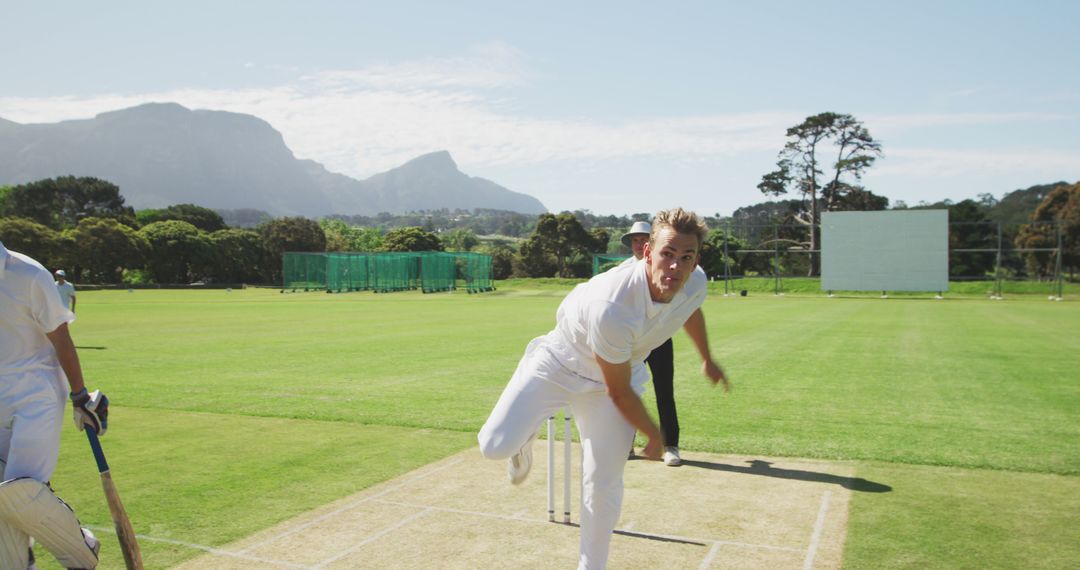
[85,427,110,474]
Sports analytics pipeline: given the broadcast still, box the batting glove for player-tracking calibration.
[70,388,109,436]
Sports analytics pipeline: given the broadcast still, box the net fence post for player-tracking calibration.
[774,224,780,296]
[995,222,1004,299]
[723,221,731,296]
[1055,222,1064,300]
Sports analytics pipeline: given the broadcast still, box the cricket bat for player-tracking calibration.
[85,427,144,570]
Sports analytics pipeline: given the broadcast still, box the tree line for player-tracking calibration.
[3,176,1076,286]
[0,176,622,284]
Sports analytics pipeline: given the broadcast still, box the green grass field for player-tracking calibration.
[37,283,1080,569]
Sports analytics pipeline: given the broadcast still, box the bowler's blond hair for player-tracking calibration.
[651,208,708,247]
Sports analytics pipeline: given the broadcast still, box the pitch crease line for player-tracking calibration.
[698,540,722,570]
[237,457,464,554]
[372,497,559,525]
[706,539,802,554]
[311,507,435,569]
[84,525,308,569]
[803,489,832,570]
[371,498,800,553]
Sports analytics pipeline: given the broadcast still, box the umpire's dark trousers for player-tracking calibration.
[645,337,677,447]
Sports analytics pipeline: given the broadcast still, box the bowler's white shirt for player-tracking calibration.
[0,241,75,376]
[548,257,707,387]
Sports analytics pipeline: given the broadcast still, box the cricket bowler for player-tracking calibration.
[478,208,730,569]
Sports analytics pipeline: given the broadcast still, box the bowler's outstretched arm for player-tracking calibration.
[595,354,664,459]
[682,309,730,391]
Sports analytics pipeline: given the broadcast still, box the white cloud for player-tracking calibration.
[0,86,791,179]
[0,44,1074,204]
[1034,88,1080,104]
[299,40,531,91]
[874,147,1080,178]
[867,111,1073,133]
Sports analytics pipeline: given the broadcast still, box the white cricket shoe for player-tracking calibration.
[507,432,537,485]
[662,446,682,466]
[69,528,100,570]
[83,527,100,556]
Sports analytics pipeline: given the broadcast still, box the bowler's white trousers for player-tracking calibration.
[478,335,648,570]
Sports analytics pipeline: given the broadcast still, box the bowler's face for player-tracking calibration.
[644,228,699,303]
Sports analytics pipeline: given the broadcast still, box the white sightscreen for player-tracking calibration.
[821,210,948,292]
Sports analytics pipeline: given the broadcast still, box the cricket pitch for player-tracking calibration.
[175,443,869,569]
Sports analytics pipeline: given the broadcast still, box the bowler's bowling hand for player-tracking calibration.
[704,360,730,392]
[642,436,663,460]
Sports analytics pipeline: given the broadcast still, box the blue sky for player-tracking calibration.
[2,0,1077,217]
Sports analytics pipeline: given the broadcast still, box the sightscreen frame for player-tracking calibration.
[821,210,949,292]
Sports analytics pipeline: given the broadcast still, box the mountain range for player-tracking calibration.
[0,102,547,217]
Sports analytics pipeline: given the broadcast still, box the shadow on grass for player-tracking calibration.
[681,458,892,493]
[75,346,107,350]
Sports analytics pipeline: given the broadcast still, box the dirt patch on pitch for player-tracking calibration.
[176,443,876,569]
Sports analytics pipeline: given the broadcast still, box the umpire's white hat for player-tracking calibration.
[620,221,652,247]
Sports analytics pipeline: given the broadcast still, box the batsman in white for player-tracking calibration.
[0,240,107,569]
[478,208,730,569]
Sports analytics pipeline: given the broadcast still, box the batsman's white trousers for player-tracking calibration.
[478,335,647,570]
[0,369,66,482]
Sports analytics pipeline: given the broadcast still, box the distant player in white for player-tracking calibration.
[0,241,107,568]
[478,209,730,569]
[54,270,76,313]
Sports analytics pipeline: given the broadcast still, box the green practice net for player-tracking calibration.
[420,252,456,293]
[593,254,630,275]
[282,252,328,291]
[460,252,495,293]
[282,251,495,294]
[326,253,372,292]
[372,252,420,293]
